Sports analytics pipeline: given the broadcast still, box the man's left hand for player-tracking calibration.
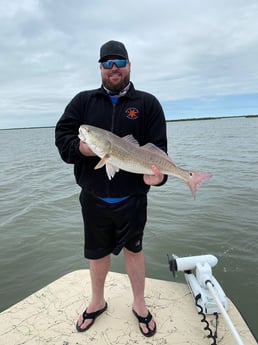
[143,165,164,186]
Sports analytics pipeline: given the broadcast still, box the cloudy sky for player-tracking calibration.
[1,0,258,129]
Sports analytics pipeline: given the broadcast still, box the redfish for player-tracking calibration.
[79,125,212,197]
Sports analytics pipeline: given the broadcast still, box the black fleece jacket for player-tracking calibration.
[55,83,168,197]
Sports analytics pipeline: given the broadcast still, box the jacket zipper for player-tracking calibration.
[111,102,117,133]
[106,100,117,197]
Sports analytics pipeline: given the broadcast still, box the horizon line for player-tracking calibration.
[1,114,257,131]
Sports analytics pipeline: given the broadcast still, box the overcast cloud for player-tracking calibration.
[0,0,258,128]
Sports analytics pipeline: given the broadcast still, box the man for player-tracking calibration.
[55,40,167,337]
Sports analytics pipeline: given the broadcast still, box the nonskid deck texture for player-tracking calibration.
[0,270,256,345]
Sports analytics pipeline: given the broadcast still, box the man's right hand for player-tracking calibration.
[79,141,96,156]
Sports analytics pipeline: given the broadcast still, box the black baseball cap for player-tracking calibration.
[98,40,129,62]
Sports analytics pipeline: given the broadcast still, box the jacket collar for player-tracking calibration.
[94,82,136,99]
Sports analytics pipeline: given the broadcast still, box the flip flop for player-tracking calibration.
[76,302,108,332]
[132,309,157,337]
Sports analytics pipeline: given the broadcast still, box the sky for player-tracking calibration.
[0,0,258,129]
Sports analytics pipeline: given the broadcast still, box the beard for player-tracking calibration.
[102,72,130,93]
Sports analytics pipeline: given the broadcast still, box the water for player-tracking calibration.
[0,118,257,339]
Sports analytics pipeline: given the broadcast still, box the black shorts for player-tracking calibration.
[79,191,147,259]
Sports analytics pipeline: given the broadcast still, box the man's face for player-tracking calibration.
[100,56,131,92]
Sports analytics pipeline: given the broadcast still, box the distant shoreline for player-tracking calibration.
[167,114,258,122]
[1,114,257,130]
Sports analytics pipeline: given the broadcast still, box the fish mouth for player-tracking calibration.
[79,127,84,136]
[78,126,89,142]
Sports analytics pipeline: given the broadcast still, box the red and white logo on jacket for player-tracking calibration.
[125,107,139,120]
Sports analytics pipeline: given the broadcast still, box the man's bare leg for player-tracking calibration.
[123,248,156,334]
[77,255,110,330]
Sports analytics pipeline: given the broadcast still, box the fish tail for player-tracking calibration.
[186,171,212,198]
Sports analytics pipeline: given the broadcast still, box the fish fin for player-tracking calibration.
[94,155,119,179]
[142,143,167,155]
[106,164,120,180]
[141,143,176,165]
[187,171,212,198]
[122,135,140,146]
[94,155,109,169]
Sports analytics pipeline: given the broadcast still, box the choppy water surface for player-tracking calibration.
[0,117,257,338]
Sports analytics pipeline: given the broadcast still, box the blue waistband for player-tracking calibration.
[97,196,129,204]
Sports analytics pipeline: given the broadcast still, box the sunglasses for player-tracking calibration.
[101,59,128,69]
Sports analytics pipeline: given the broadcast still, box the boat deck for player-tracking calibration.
[0,270,256,345]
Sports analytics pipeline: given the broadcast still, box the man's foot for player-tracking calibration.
[132,309,157,337]
[76,302,108,332]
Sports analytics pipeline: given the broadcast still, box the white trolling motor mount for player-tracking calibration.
[168,254,244,345]
[168,254,228,314]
